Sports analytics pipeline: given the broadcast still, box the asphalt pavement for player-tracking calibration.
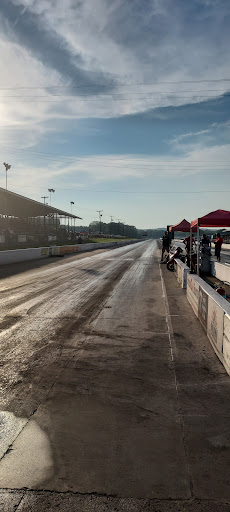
[0,240,230,511]
[212,244,230,265]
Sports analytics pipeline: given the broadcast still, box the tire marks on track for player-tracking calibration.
[0,243,151,415]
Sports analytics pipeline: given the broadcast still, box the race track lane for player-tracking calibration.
[1,239,230,509]
[0,242,151,416]
[0,240,190,500]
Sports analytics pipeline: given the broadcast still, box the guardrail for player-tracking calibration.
[0,247,51,265]
[174,250,230,288]
[50,240,141,256]
[211,260,230,285]
[175,259,190,289]
[186,273,230,376]
[0,239,142,266]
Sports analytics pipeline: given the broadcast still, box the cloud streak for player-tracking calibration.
[0,0,115,94]
[170,119,230,149]
[4,143,230,198]
[0,0,230,156]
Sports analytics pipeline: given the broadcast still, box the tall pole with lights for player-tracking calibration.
[48,188,55,206]
[110,215,114,236]
[41,196,48,232]
[117,218,121,236]
[3,162,11,191]
[97,210,103,236]
[48,189,55,230]
[70,201,74,230]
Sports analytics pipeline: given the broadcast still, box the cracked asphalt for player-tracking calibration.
[0,240,230,511]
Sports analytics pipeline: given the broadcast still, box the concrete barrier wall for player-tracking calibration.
[175,259,182,286]
[186,273,230,375]
[0,247,50,265]
[207,292,225,362]
[198,281,210,333]
[59,245,79,255]
[187,274,200,317]
[211,260,230,285]
[175,259,190,289]
[51,246,61,256]
[223,314,230,375]
[0,239,142,265]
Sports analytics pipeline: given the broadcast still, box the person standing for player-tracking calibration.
[183,235,194,254]
[214,233,223,262]
[201,233,210,247]
[161,231,169,260]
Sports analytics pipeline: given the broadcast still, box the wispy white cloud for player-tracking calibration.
[170,119,230,150]
[3,142,230,206]
[171,129,211,144]
[0,0,230,146]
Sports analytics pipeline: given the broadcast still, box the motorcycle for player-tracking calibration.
[185,251,197,274]
[167,247,185,272]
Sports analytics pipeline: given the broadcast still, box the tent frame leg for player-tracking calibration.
[197,225,199,274]
[190,227,192,271]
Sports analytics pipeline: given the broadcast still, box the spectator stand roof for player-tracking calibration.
[169,219,196,232]
[0,187,82,219]
[191,209,230,228]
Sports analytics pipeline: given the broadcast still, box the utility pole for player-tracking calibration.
[70,201,74,231]
[70,201,75,215]
[48,188,55,206]
[41,196,48,232]
[3,162,11,190]
[117,218,121,235]
[97,210,103,236]
[48,189,55,231]
[110,216,114,236]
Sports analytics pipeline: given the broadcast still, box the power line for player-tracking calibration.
[1,89,230,98]
[1,145,230,165]
[8,185,230,194]
[1,94,230,102]
[2,148,229,165]
[2,160,230,170]
[2,156,230,169]
[0,78,230,90]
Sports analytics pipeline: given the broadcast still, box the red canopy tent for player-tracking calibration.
[169,219,196,232]
[191,209,230,228]
[190,209,230,273]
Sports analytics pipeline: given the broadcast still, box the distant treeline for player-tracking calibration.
[73,222,167,239]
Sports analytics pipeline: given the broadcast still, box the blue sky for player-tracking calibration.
[0,0,230,228]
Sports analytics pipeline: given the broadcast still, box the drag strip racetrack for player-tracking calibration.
[0,241,153,416]
[1,238,230,510]
[1,239,186,500]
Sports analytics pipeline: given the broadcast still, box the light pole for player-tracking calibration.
[117,218,121,235]
[41,196,48,231]
[110,216,114,236]
[48,189,55,231]
[48,188,55,206]
[97,210,103,236]
[70,201,74,215]
[70,201,74,231]
[3,162,11,190]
